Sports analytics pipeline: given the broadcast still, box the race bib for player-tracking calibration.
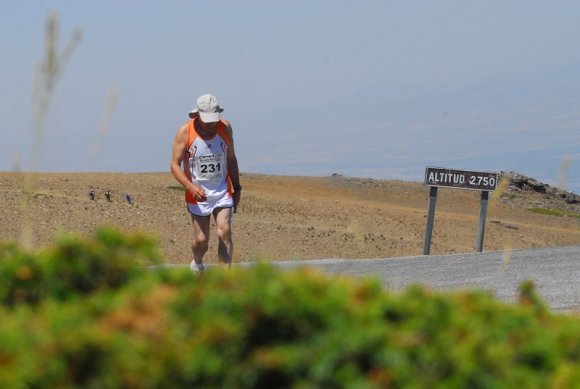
[195,154,225,181]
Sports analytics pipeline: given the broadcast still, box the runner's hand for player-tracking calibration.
[188,184,207,202]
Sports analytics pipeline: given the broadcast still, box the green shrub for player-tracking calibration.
[1,230,579,388]
[0,228,160,306]
[0,241,47,306]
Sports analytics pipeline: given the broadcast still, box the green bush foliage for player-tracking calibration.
[1,229,579,388]
[0,228,160,306]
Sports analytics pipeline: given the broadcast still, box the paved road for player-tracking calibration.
[240,245,580,312]
[162,245,579,311]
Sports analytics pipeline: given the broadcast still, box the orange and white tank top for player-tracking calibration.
[183,118,232,204]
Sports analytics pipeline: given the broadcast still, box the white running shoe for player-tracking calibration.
[191,262,205,274]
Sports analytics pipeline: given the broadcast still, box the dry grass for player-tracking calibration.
[20,13,117,250]
[21,13,82,248]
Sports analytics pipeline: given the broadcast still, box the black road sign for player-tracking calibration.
[424,167,498,191]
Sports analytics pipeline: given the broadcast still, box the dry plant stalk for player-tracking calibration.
[90,87,120,164]
[557,155,572,191]
[21,13,82,248]
[488,175,510,215]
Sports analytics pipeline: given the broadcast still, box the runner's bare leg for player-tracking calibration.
[191,214,211,269]
[214,207,233,266]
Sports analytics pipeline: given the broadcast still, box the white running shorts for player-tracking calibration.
[187,194,233,217]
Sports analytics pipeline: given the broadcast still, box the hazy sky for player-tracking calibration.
[2,1,579,193]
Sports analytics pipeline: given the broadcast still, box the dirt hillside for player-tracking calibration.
[1,172,578,265]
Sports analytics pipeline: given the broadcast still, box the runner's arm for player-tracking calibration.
[223,120,241,189]
[170,124,206,199]
[223,120,241,211]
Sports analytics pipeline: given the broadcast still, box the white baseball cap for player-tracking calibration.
[189,94,224,123]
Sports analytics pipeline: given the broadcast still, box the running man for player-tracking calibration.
[170,94,242,273]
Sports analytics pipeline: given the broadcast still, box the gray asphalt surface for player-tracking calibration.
[160,245,579,312]
[240,245,580,312]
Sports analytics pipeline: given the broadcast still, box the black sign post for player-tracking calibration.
[423,167,498,255]
[423,186,438,255]
[475,191,490,252]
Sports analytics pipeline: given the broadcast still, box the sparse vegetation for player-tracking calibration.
[529,207,567,217]
[500,192,518,200]
[1,229,580,387]
[528,207,580,218]
[3,172,579,262]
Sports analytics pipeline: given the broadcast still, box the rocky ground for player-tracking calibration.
[1,171,578,265]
